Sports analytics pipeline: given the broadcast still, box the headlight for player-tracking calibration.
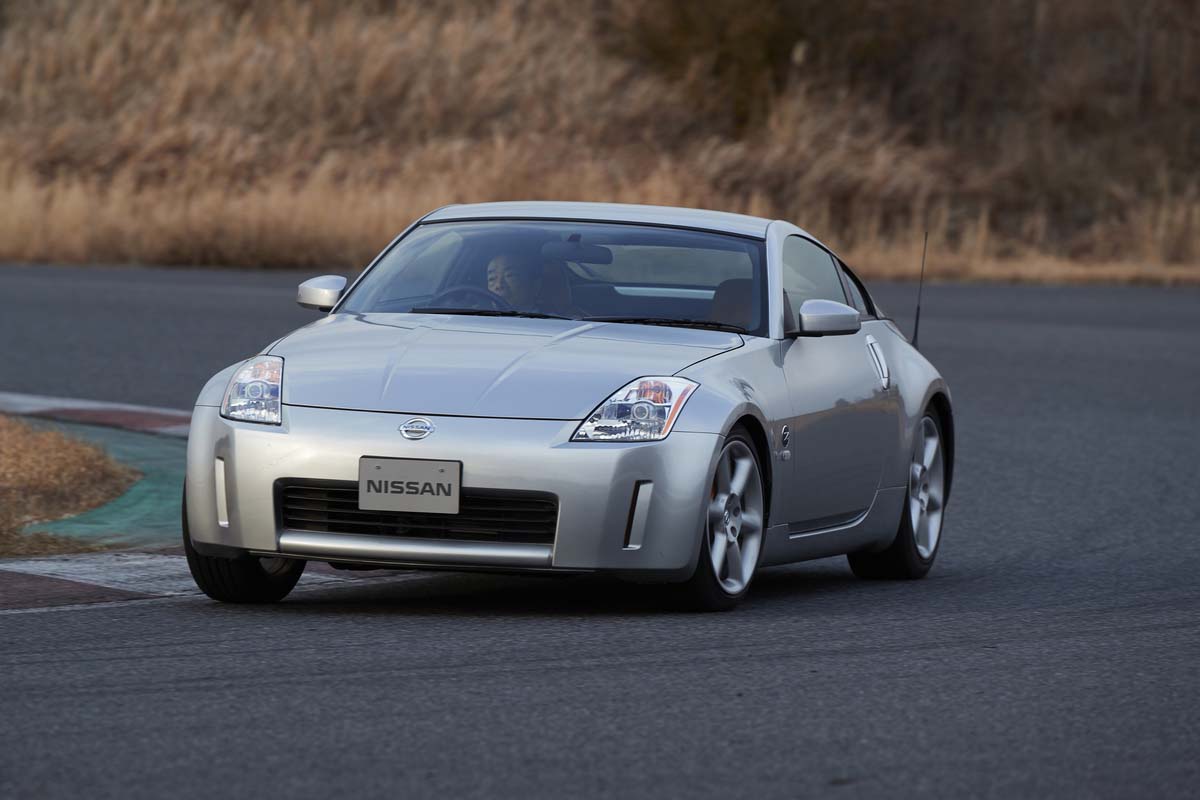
[572,377,698,442]
[220,356,283,425]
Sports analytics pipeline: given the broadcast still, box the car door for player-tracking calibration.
[779,236,892,530]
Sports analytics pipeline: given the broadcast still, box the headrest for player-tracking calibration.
[710,279,754,330]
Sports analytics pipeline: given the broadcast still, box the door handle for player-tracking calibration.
[864,335,890,390]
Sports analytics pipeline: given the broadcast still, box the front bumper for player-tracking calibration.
[185,404,721,576]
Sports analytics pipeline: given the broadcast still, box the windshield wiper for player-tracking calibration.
[410,307,574,320]
[584,316,748,334]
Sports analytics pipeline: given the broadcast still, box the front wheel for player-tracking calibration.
[848,412,946,579]
[680,428,767,611]
[182,490,305,603]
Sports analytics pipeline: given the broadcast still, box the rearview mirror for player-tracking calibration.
[297,275,347,311]
[795,298,861,336]
[541,241,614,264]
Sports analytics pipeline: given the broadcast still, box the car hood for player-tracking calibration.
[270,313,742,419]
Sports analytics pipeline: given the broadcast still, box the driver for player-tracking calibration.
[486,252,543,309]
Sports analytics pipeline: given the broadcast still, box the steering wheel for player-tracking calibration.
[425,285,513,311]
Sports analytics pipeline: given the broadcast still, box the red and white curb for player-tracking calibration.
[0,391,191,437]
[0,391,429,612]
[0,552,426,614]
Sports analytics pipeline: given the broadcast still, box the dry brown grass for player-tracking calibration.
[0,415,139,557]
[0,0,1197,282]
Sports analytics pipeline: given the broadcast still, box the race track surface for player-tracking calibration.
[2,263,1199,798]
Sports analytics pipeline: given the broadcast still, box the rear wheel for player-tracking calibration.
[848,412,946,579]
[681,428,766,611]
[182,489,305,603]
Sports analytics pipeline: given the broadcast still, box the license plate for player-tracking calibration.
[358,457,462,514]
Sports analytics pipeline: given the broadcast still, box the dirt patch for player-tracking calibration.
[0,415,140,557]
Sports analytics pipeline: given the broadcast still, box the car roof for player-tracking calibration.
[423,201,775,239]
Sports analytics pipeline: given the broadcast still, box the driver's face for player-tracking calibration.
[487,256,540,307]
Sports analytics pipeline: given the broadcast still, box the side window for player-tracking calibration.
[838,264,870,316]
[781,236,847,328]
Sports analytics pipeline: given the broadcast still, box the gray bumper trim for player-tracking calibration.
[275,530,554,568]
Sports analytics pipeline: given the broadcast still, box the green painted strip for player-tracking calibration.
[21,420,186,547]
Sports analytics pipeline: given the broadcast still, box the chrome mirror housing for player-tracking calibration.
[297,275,347,311]
[796,298,861,336]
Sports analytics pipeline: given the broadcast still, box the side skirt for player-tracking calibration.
[758,487,905,566]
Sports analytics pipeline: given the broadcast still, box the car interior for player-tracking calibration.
[431,234,766,332]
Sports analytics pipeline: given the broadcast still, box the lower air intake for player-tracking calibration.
[276,480,558,546]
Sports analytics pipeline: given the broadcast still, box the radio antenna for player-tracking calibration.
[912,232,928,350]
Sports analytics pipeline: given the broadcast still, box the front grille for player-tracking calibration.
[276,480,558,545]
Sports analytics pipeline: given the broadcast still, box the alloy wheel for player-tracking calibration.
[909,415,945,559]
[707,439,765,594]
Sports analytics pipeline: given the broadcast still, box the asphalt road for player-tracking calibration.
[2,263,1200,798]
[0,264,327,408]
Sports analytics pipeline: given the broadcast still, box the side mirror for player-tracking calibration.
[297,275,347,311]
[794,298,861,336]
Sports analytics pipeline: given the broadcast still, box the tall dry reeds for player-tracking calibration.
[0,0,1196,281]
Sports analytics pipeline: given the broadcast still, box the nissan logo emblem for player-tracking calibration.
[399,417,435,440]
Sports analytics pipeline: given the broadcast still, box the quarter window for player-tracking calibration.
[839,265,870,315]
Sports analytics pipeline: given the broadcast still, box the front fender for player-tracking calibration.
[674,339,787,441]
[194,361,246,407]
[674,339,791,527]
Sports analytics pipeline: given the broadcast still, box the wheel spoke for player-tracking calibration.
[708,497,726,530]
[740,510,763,536]
[725,540,744,587]
[729,456,751,497]
[710,532,728,575]
[909,496,922,531]
[922,428,939,469]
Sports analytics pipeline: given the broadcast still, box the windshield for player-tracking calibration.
[338,220,769,336]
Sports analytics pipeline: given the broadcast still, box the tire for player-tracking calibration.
[848,410,946,580]
[680,426,767,611]
[182,489,305,603]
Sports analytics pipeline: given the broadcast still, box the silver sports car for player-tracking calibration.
[183,202,953,609]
